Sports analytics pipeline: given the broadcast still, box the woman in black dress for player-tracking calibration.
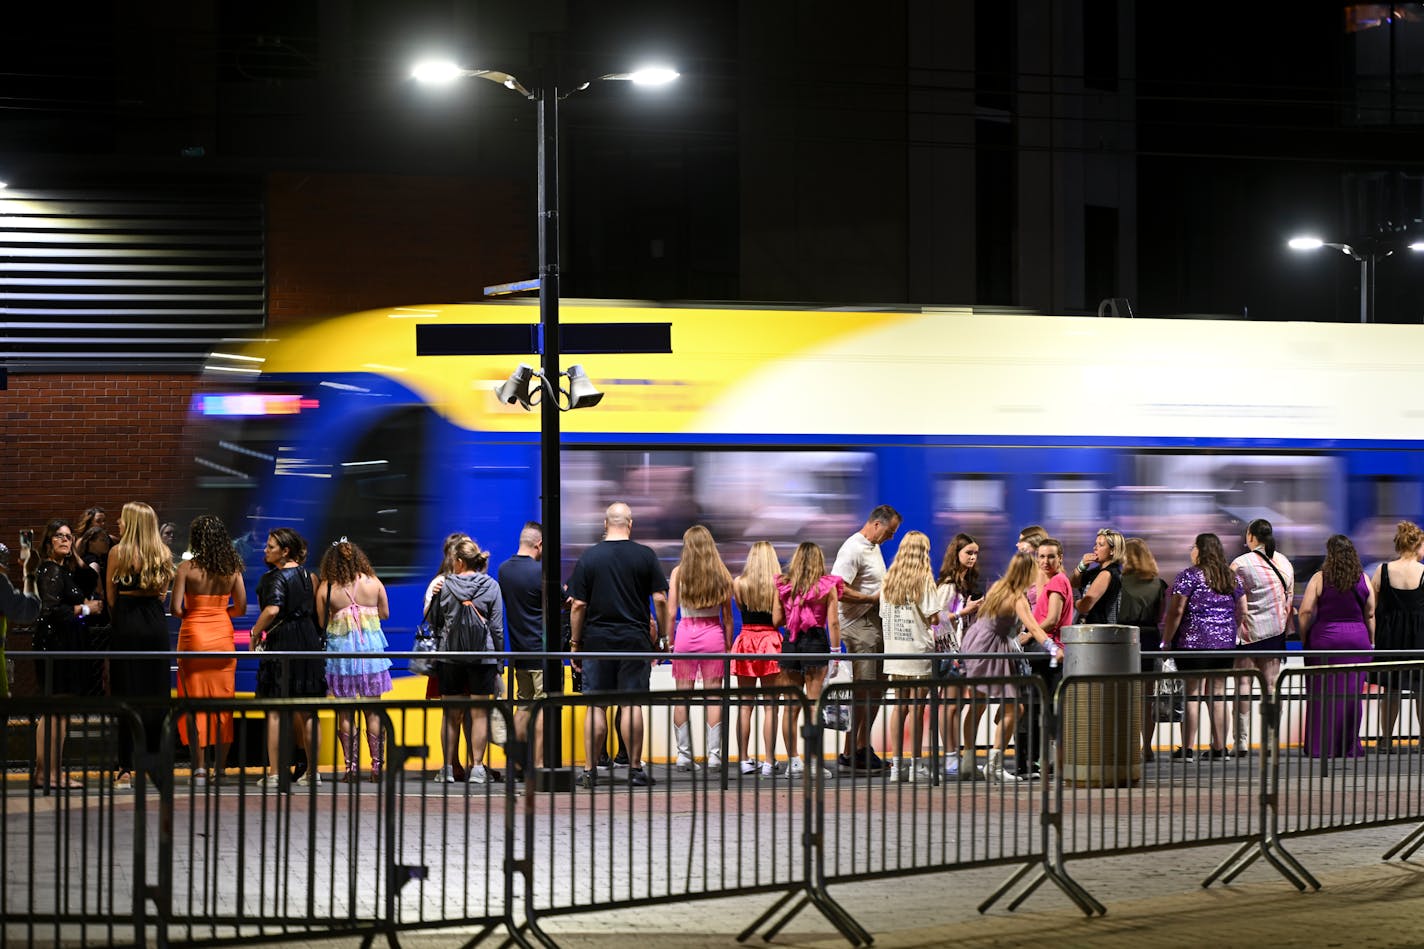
[1370,520,1424,752]
[106,501,176,790]
[248,528,327,787]
[26,518,104,789]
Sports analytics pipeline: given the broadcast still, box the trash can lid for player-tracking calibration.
[1060,624,1139,646]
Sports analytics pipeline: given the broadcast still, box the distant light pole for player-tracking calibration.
[414,58,677,787]
[1287,235,1424,323]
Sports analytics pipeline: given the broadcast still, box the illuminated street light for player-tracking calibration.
[414,56,676,787]
[1287,234,1381,323]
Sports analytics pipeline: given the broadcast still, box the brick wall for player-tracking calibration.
[2,171,532,585]
[0,374,200,583]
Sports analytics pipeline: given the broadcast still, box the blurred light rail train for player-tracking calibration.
[180,300,1424,674]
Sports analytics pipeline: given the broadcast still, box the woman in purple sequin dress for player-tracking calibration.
[1160,534,1245,759]
[1297,534,1375,760]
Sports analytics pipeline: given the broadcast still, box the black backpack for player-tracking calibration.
[440,588,497,666]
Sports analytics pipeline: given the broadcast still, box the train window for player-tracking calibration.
[325,407,430,579]
[562,449,874,575]
[932,475,1010,568]
[1126,453,1342,578]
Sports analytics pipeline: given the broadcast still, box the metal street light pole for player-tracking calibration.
[413,59,677,787]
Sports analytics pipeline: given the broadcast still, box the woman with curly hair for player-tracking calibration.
[316,537,393,782]
[172,514,247,785]
[1369,521,1424,752]
[1298,534,1375,759]
[106,502,178,790]
[668,525,735,771]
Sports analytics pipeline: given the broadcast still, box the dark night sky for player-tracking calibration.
[3,2,1424,321]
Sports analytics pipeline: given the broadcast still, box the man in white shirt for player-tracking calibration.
[832,504,901,773]
[1230,518,1294,754]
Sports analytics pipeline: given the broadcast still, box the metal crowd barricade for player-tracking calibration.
[1,697,150,948]
[151,694,519,947]
[1014,666,1312,911]
[773,670,1095,938]
[512,682,851,948]
[1274,658,1424,876]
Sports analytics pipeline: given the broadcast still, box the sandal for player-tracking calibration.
[113,771,133,790]
[192,769,208,787]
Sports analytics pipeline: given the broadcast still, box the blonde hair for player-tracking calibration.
[881,530,936,606]
[112,501,177,595]
[1018,525,1047,549]
[981,552,1037,618]
[676,525,733,609]
[736,541,781,613]
[785,541,827,598]
[1096,528,1126,567]
[452,538,490,573]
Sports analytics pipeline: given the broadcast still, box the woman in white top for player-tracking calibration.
[879,531,945,782]
[1230,518,1294,754]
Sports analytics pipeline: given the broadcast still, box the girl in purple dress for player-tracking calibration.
[1297,534,1376,760]
[1160,533,1246,760]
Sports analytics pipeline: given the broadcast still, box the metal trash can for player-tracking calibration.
[1060,624,1142,788]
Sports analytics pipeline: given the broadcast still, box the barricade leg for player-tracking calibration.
[1383,822,1424,861]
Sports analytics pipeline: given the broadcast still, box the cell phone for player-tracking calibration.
[19,529,33,546]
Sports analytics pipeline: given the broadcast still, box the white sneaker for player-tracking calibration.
[741,759,760,775]
[432,765,455,784]
[466,764,489,785]
[296,771,321,788]
[257,774,282,789]
[889,762,907,783]
[944,755,960,778]
[914,761,933,783]
[786,756,805,777]
[760,760,782,778]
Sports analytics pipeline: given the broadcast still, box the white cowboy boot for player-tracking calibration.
[674,722,698,771]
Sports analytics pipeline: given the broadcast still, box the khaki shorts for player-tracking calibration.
[840,612,885,682]
[513,668,546,708]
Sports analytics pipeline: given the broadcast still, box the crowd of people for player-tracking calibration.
[3,499,1424,791]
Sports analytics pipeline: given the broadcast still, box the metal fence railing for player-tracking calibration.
[7,648,1424,946]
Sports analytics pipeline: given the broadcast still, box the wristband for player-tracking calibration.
[80,604,90,617]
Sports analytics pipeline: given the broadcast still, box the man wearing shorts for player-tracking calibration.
[498,521,546,779]
[567,502,669,788]
[832,504,901,772]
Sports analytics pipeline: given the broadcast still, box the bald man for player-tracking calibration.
[567,502,669,789]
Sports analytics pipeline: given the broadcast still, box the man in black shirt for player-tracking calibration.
[567,502,669,788]
[497,521,545,775]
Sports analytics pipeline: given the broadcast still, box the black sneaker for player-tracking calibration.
[856,748,887,774]
[628,768,656,787]
[613,749,630,767]
[836,752,854,771]
[1170,747,1195,761]
[1206,748,1232,760]
[597,751,613,770]
[578,771,597,790]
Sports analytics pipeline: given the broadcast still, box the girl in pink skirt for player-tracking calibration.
[669,525,735,771]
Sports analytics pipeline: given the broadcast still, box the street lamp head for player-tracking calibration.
[411,60,466,84]
[627,66,679,86]
[1288,236,1325,251]
[1410,241,1424,252]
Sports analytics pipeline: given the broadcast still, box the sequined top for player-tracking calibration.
[1170,566,1244,650]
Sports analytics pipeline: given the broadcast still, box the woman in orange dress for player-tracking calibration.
[171,515,247,784]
